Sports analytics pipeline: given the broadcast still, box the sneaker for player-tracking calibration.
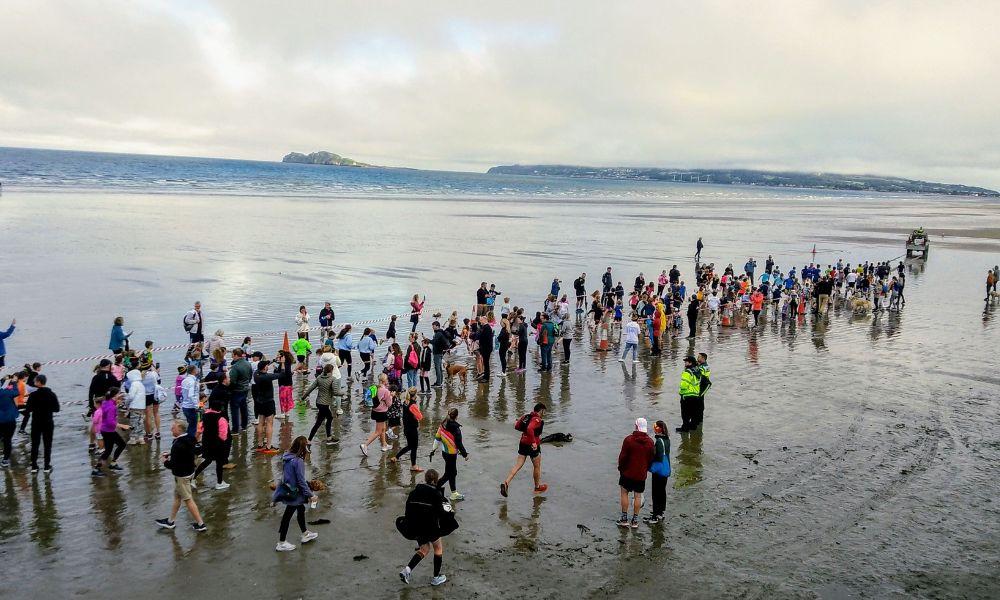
[430,574,447,586]
[386,430,397,440]
[30,466,39,474]
[301,531,318,544]
[325,437,340,446]
[450,491,465,501]
[214,481,231,490]
[108,464,124,472]
[631,517,639,529]
[642,514,662,524]
[633,359,639,363]
[155,518,176,529]
[617,357,625,362]
[275,541,296,552]
[91,469,105,478]
[381,445,390,452]
[43,466,53,474]
[191,522,207,533]
[336,407,344,415]
[154,433,161,440]
[616,517,630,529]
[399,567,412,584]
[500,482,508,497]
[359,443,369,457]
[0,459,9,468]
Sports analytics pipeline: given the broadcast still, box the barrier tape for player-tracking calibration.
[36,308,447,367]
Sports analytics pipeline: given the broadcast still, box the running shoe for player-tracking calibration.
[91,469,105,477]
[381,445,390,452]
[615,517,630,529]
[642,514,663,524]
[155,518,176,529]
[360,443,369,457]
[325,437,340,446]
[631,517,639,529]
[43,466,53,475]
[430,575,447,586]
[191,522,207,533]
[108,464,123,472]
[214,481,230,490]
[275,541,296,552]
[301,531,318,544]
[399,567,412,584]
[0,459,9,468]
[450,491,465,502]
[30,466,39,474]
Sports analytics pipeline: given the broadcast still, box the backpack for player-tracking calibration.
[183,313,195,332]
[363,385,377,407]
[514,413,532,432]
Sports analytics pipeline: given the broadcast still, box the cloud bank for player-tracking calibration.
[1,0,998,187]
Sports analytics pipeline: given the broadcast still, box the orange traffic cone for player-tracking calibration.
[282,332,291,354]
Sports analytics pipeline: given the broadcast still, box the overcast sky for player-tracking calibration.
[2,1,998,188]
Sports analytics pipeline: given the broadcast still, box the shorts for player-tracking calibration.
[371,410,388,423]
[174,476,194,501]
[517,443,540,458]
[145,393,158,407]
[619,475,646,494]
[296,355,306,364]
[255,400,276,417]
[388,417,401,427]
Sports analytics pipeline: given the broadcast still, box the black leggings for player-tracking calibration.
[562,338,571,360]
[518,346,527,370]
[359,353,372,377]
[438,453,458,492]
[19,408,30,432]
[338,350,352,377]
[194,445,229,484]
[396,428,418,466]
[419,375,430,393]
[651,473,668,516]
[498,342,510,372]
[309,405,334,440]
[100,431,126,463]
[30,425,54,468]
[0,422,14,460]
[279,504,306,541]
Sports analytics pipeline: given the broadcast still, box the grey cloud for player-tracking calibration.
[1,0,998,188]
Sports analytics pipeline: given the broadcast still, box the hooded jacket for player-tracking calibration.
[303,372,343,407]
[125,370,145,410]
[618,430,654,481]
[272,453,312,506]
[0,384,18,423]
[228,358,252,393]
[252,368,280,404]
[26,387,60,429]
[0,323,14,356]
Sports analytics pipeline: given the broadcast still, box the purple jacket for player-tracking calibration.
[273,453,312,506]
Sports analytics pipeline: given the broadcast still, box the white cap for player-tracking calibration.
[634,417,648,433]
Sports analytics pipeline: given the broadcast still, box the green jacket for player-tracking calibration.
[303,373,343,407]
[291,338,312,357]
[698,364,712,398]
[679,367,701,398]
[228,358,252,392]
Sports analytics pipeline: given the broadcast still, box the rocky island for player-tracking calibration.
[487,165,999,196]
[282,151,373,167]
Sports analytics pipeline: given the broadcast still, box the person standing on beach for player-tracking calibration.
[252,359,279,450]
[619,314,640,363]
[476,316,494,381]
[616,417,654,529]
[574,273,587,312]
[645,420,671,525]
[295,305,310,341]
[430,321,447,387]
[228,348,252,435]
[0,319,14,376]
[183,301,204,344]
[108,316,132,353]
[676,356,702,433]
[500,403,547,497]
[686,296,700,339]
[179,366,200,437]
[0,376,18,467]
[514,315,530,373]
[192,399,230,490]
[695,238,704,261]
[410,294,426,333]
[694,353,712,429]
[537,314,555,372]
[92,389,130,477]
[26,374,58,474]
[319,302,335,338]
[602,267,614,304]
[156,420,207,532]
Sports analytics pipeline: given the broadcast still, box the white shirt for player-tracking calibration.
[707,296,721,311]
[180,374,200,409]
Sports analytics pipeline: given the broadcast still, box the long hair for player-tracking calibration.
[289,436,310,458]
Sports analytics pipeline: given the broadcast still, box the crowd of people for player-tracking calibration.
[0,245,939,587]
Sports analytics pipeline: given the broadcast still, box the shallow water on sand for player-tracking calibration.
[1,181,998,599]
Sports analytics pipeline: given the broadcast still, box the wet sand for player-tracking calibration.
[1,188,999,598]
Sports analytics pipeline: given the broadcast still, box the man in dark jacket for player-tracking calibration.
[430,321,448,387]
[400,469,452,587]
[26,374,59,473]
[686,296,701,339]
[476,316,493,382]
[228,348,252,435]
[616,417,654,529]
[157,420,206,532]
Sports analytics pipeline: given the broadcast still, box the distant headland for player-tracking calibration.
[486,164,999,197]
[282,151,373,167]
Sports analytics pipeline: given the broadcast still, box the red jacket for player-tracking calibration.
[519,412,544,446]
[618,431,654,481]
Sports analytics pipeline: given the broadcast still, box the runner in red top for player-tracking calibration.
[500,403,547,497]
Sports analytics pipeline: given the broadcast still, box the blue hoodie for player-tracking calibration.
[272,452,313,506]
[0,324,13,356]
[357,334,377,354]
[0,384,18,423]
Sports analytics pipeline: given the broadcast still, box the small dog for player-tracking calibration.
[445,361,468,389]
[989,290,999,303]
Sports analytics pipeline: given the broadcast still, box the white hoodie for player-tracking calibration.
[125,369,146,410]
